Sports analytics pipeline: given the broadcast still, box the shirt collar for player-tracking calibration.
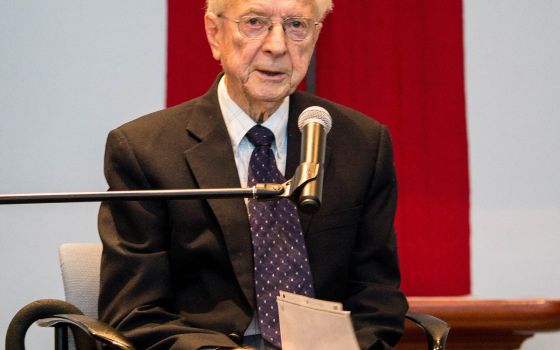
[218,76,289,155]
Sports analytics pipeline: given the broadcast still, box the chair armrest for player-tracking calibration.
[6,299,134,350]
[39,314,134,350]
[405,311,449,350]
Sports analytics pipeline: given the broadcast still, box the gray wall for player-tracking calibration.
[465,1,560,348]
[1,1,559,349]
[0,1,166,347]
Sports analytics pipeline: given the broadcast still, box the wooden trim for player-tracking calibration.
[397,297,560,350]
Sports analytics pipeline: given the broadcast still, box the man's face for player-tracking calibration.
[206,0,321,114]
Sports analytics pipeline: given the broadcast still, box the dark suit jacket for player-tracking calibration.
[98,77,408,350]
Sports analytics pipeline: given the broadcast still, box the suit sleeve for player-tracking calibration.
[345,126,409,350]
[98,129,239,350]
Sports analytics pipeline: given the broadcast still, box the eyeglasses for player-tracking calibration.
[219,15,319,41]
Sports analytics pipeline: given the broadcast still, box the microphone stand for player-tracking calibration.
[0,162,320,206]
[0,162,321,349]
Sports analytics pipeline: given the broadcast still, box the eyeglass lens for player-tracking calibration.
[238,16,314,40]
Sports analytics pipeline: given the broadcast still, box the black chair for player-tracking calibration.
[6,243,449,350]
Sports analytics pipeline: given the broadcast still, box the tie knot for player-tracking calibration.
[246,125,275,147]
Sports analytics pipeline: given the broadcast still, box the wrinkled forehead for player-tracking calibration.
[225,0,318,17]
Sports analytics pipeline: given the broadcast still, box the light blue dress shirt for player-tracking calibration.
[217,76,289,188]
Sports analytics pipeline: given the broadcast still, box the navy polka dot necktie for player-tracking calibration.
[246,125,315,348]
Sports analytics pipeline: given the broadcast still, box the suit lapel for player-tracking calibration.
[183,85,255,308]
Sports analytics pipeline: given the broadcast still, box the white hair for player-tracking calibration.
[205,0,333,20]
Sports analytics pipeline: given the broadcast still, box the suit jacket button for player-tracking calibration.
[228,332,241,342]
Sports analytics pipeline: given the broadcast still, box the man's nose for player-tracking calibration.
[261,23,288,56]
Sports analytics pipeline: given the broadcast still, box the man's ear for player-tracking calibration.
[205,13,222,61]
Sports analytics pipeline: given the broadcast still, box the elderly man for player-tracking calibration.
[98,0,408,349]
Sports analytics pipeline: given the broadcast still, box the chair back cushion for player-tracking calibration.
[59,243,102,318]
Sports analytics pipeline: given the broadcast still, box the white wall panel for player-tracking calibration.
[0,1,166,347]
[465,1,560,348]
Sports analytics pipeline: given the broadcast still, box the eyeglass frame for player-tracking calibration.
[218,14,320,41]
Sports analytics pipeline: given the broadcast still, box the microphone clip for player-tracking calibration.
[254,162,319,200]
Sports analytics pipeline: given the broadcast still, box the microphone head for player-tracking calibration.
[298,106,332,134]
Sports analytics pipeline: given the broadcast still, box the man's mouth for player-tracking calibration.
[257,69,284,77]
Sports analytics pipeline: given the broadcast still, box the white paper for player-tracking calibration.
[277,291,360,350]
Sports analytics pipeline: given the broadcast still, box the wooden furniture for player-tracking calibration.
[397,297,560,350]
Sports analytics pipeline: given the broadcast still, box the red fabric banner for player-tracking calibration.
[315,1,470,296]
[167,0,470,296]
[167,1,221,107]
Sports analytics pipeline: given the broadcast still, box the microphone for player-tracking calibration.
[296,106,332,214]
